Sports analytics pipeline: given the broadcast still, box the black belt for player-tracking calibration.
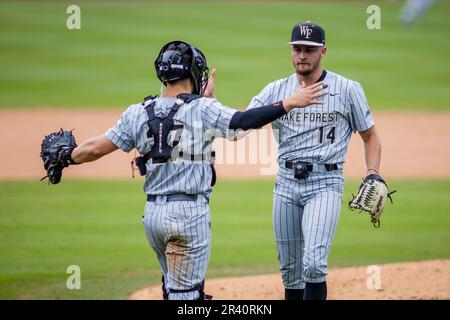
[147,194,198,202]
[285,161,338,172]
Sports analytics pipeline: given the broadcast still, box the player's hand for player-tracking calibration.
[282,81,328,112]
[203,68,217,98]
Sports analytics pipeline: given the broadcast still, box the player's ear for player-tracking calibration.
[321,47,327,57]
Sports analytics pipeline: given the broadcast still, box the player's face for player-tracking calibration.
[291,45,326,76]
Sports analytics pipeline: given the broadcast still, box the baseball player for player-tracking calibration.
[208,22,386,300]
[253,22,387,300]
[39,40,328,300]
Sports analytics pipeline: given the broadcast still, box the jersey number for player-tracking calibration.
[318,126,336,144]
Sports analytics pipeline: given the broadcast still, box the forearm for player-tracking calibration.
[229,102,287,131]
[71,146,100,164]
[71,135,118,164]
[363,133,382,175]
[228,81,326,132]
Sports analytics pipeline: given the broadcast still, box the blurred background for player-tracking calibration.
[1,0,449,109]
[0,0,449,299]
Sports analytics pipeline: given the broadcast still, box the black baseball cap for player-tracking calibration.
[288,21,325,47]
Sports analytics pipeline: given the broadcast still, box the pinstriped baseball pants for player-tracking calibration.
[142,195,211,300]
[273,165,344,288]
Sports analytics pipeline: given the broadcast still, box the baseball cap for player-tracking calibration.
[288,21,325,47]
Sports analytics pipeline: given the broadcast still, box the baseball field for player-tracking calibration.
[1,1,450,300]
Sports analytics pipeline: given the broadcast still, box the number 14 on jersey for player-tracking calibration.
[318,126,336,144]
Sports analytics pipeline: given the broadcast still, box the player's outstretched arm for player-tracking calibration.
[40,130,118,184]
[228,81,328,131]
[71,134,119,164]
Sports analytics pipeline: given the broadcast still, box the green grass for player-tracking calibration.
[1,1,450,110]
[0,179,449,299]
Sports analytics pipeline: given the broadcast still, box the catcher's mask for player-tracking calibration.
[154,40,209,95]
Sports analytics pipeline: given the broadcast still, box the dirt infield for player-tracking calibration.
[2,110,449,300]
[1,109,450,180]
[129,259,450,300]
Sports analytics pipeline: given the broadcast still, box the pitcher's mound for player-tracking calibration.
[129,259,450,300]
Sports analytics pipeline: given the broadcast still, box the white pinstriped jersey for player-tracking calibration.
[106,97,237,195]
[248,70,374,165]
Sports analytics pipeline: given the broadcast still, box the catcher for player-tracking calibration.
[40,39,329,300]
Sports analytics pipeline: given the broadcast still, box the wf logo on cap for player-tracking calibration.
[299,26,313,39]
[289,21,325,47]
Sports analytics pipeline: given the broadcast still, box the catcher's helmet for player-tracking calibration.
[154,40,209,95]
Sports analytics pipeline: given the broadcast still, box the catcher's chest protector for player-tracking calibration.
[135,94,200,173]
[145,99,182,164]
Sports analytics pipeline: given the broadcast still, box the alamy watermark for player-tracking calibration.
[367,5,381,30]
[66,5,81,30]
[146,126,281,176]
[366,265,382,290]
[66,265,81,290]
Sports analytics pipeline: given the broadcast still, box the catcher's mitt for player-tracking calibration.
[40,129,78,184]
[348,174,396,228]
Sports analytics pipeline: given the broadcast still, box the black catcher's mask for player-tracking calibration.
[154,40,209,95]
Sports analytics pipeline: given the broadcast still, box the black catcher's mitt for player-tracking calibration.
[348,174,397,228]
[40,129,78,184]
